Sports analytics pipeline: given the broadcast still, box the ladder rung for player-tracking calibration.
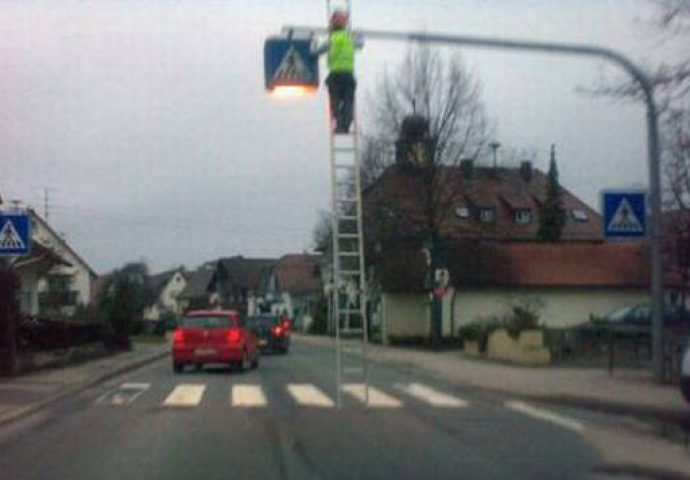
[338,233,359,238]
[334,164,356,170]
[337,198,357,203]
[334,146,356,152]
[340,270,361,275]
[339,309,361,314]
[338,216,357,221]
[339,251,359,257]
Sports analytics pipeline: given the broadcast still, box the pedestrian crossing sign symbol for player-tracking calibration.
[0,214,31,256]
[602,191,647,239]
[273,46,311,83]
[264,36,319,91]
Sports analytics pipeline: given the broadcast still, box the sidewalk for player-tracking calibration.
[294,334,689,420]
[0,341,169,428]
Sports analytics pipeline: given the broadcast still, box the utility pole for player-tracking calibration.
[43,188,50,222]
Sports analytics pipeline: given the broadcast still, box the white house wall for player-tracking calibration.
[161,273,187,313]
[451,287,650,332]
[32,218,92,312]
[382,293,429,337]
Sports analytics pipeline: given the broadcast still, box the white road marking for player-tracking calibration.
[287,384,334,408]
[163,384,206,407]
[232,385,267,407]
[96,383,150,406]
[397,383,467,408]
[342,384,402,408]
[120,383,151,390]
[505,401,584,433]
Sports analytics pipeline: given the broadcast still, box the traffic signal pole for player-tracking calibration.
[284,26,665,381]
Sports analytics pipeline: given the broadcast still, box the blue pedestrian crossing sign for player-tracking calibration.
[264,35,319,92]
[602,191,647,239]
[0,214,31,256]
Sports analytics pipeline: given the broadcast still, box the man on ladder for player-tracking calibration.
[312,9,363,134]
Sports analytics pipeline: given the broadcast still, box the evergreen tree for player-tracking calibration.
[537,145,566,242]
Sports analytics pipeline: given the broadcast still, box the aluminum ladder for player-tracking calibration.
[329,125,369,409]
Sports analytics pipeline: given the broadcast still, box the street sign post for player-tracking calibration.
[0,214,31,257]
[602,190,647,239]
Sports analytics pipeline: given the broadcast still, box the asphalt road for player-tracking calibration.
[0,341,605,480]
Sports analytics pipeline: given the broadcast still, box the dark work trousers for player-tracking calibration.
[326,72,356,133]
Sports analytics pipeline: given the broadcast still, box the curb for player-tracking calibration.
[593,463,690,480]
[293,335,689,421]
[0,348,169,429]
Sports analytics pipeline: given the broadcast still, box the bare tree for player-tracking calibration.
[364,44,491,173]
[361,45,492,344]
[662,110,690,306]
[362,44,492,250]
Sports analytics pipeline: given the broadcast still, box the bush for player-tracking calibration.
[504,305,540,339]
[458,316,502,352]
[130,320,145,336]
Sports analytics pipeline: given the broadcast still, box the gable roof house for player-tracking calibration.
[252,254,321,330]
[143,267,188,321]
[362,160,663,343]
[178,262,217,313]
[212,256,276,314]
[0,202,97,319]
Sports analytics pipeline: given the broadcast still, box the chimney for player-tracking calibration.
[460,159,474,179]
[520,161,533,182]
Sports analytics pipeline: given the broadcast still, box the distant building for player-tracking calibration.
[143,267,188,321]
[253,253,321,331]
[8,208,97,318]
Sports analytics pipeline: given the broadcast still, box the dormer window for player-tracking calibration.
[572,209,589,222]
[479,208,495,223]
[455,206,470,219]
[515,209,532,225]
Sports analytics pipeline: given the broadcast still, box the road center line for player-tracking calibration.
[287,384,334,408]
[505,401,584,433]
[231,385,267,407]
[163,384,206,407]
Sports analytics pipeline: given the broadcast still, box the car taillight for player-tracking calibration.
[173,329,185,344]
[228,328,242,343]
[281,320,290,330]
[272,325,283,336]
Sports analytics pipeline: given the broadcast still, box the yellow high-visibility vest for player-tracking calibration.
[328,30,355,73]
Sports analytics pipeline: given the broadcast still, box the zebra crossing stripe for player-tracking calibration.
[231,385,267,407]
[163,384,206,407]
[96,382,150,406]
[287,384,334,408]
[342,384,402,408]
[397,383,467,407]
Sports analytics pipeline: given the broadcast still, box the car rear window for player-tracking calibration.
[180,316,236,329]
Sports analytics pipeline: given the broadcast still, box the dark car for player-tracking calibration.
[604,303,690,327]
[247,315,290,354]
[172,310,259,373]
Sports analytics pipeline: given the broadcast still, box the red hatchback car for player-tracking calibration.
[172,310,259,373]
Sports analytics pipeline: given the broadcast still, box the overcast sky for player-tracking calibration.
[0,0,676,274]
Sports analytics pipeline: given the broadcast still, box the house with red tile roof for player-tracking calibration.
[362,161,675,342]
